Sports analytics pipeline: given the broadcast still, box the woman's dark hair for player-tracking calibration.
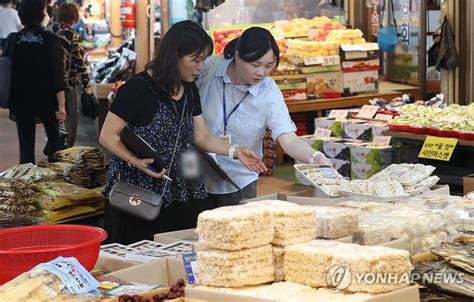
[56,3,79,24]
[18,0,47,26]
[0,0,13,5]
[145,20,213,96]
[224,27,280,67]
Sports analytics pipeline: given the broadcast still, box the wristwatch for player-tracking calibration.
[228,144,239,159]
[309,151,321,165]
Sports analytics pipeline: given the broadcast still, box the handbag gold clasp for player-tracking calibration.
[128,194,142,207]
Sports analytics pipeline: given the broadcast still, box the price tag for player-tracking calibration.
[319,167,339,178]
[372,136,391,147]
[182,252,199,284]
[314,127,332,138]
[356,105,379,119]
[304,56,323,66]
[375,113,393,121]
[322,55,340,66]
[328,109,348,119]
[418,136,458,161]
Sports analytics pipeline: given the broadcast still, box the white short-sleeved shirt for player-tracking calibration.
[197,57,297,194]
[0,7,22,39]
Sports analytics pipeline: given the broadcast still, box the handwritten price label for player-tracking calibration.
[304,56,323,66]
[375,113,393,121]
[314,127,332,138]
[372,136,391,147]
[322,55,340,66]
[328,110,348,119]
[418,136,458,161]
[356,105,379,119]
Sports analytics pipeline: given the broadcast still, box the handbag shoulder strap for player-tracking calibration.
[381,0,398,34]
[131,73,186,188]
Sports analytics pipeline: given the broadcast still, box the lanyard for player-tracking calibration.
[222,80,250,135]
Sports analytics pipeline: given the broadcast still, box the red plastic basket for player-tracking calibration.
[0,225,107,284]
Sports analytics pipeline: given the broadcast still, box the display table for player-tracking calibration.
[96,83,115,135]
[286,81,421,114]
[384,130,474,194]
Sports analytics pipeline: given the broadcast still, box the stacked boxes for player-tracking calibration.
[350,143,392,166]
[273,75,307,102]
[351,162,389,180]
[284,240,413,293]
[306,71,343,99]
[343,120,374,141]
[315,117,345,137]
[340,43,380,94]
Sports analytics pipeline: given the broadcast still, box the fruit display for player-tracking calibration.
[285,39,339,65]
[326,29,365,44]
[212,28,243,55]
[270,16,346,39]
[389,103,474,138]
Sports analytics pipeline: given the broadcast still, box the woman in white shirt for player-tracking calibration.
[198,27,331,207]
[0,0,22,46]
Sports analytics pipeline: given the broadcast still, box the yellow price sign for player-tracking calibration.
[418,136,458,161]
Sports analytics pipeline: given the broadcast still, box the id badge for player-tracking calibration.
[219,133,232,144]
[181,150,200,179]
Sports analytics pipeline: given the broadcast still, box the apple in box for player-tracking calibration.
[351,162,388,180]
[350,143,392,165]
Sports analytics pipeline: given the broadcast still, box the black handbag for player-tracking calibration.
[0,33,17,109]
[81,92,100,119]
[108,81,187,221]
[108,180,163,221]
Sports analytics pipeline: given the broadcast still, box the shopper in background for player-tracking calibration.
[197,27,332,207]
[49,3,92,147]
[99,20,266,244]
[46,0,55,19]
[8,0,66,164]
[0,0,22,50]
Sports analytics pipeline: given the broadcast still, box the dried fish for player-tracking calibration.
[414,261,474,298]
[431,242,474,274]
[0,164,58,182]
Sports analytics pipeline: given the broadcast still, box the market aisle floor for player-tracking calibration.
[0,108,302,196]
[0,108,99,171]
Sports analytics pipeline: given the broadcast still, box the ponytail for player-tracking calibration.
[223,38,239,59]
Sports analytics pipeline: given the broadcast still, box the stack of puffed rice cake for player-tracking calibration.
[196,200,316,287]
[285,240,413,294]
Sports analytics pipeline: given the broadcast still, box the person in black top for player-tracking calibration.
[99,20,267,244]
[8,0,66,164]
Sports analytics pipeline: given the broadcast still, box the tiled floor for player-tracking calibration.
[0,108,99,171]
[0,108,304,196]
